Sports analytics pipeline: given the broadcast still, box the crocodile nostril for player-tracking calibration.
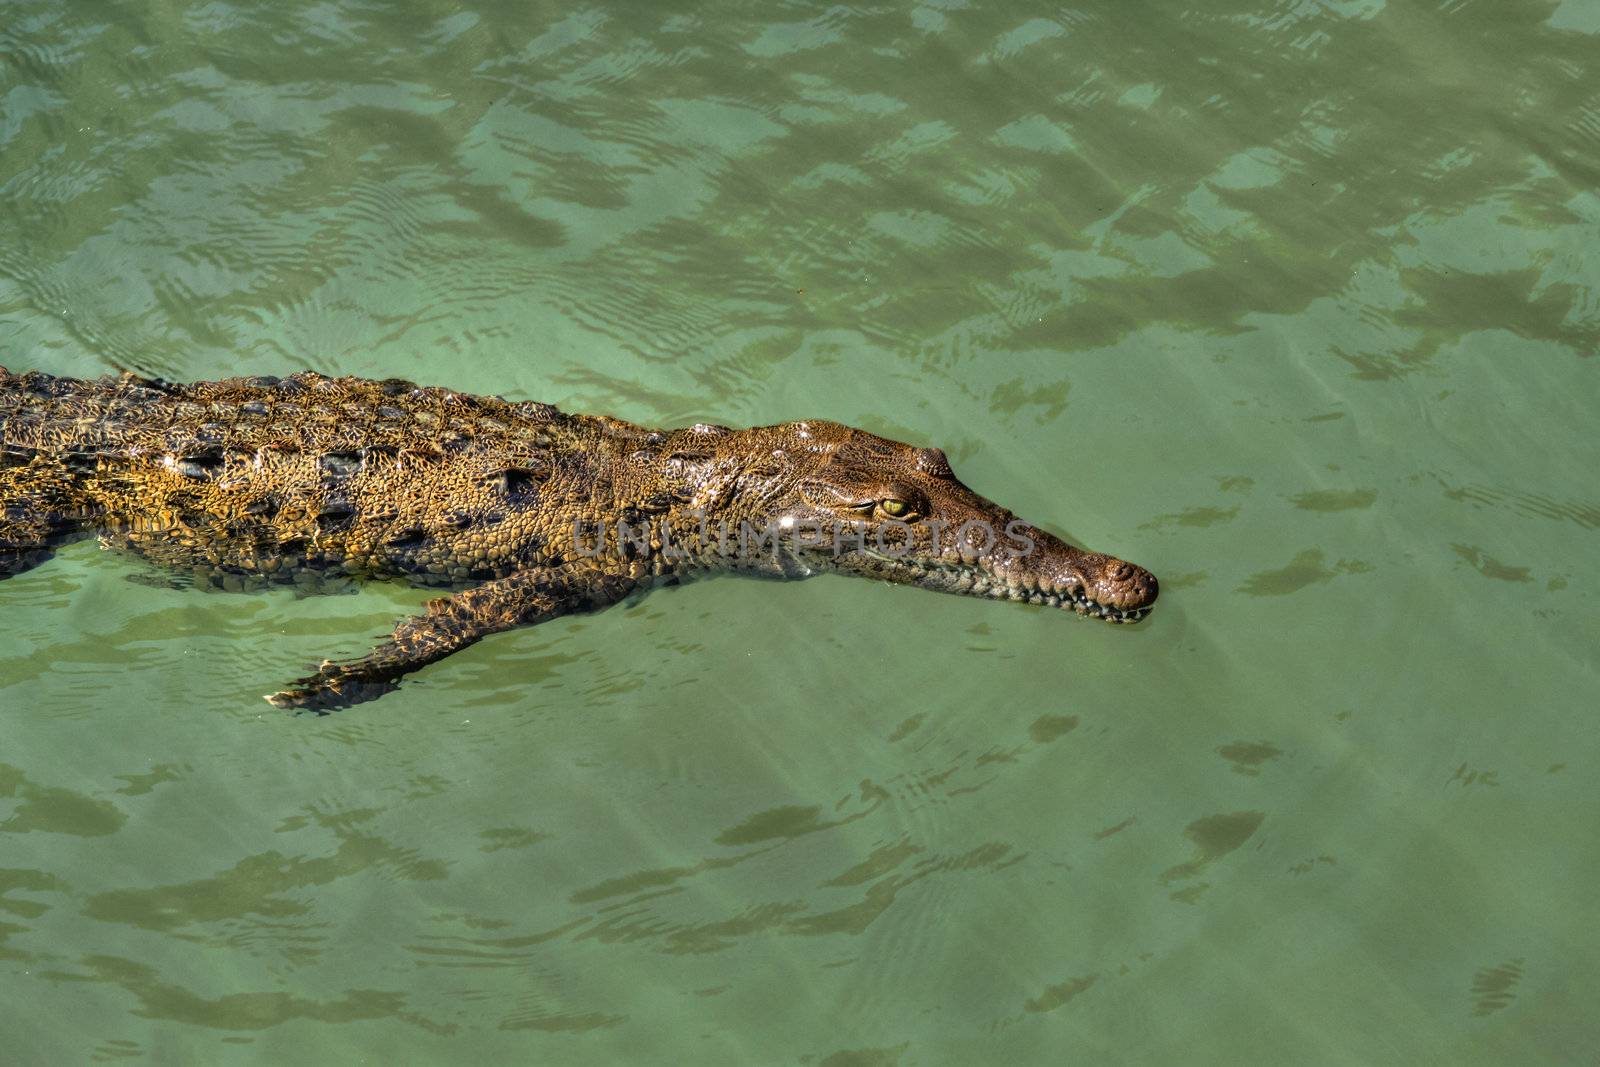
[1108,561,1133,581]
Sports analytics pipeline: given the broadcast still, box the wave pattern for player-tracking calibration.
[3,0,1599,1061]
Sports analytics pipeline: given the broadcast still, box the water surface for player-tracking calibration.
[2,1,1598,1062]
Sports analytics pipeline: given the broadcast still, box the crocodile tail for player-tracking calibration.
[0,464,89,580]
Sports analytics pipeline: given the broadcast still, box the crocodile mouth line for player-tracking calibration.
[857,550,1154,624]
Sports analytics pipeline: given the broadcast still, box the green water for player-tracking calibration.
[3,0,1598,1062]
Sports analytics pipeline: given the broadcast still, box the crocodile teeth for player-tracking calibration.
[864,553,1150,623]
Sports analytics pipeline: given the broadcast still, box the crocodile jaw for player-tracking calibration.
[854,549,1156,622]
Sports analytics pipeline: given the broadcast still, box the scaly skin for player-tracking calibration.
[1,368,1158,711]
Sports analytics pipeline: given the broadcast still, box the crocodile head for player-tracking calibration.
[706,421,1158,623]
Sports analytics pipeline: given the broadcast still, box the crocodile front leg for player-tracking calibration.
[265,560,639,713]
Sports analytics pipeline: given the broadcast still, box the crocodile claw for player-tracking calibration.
[265,664,400,714]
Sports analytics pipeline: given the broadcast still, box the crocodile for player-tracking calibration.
[1,368,1158,711]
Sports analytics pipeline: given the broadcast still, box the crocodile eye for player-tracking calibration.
[878,497,915,519]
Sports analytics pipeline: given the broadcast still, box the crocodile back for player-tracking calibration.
[1,369,593,587]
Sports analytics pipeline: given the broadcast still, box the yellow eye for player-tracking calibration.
[879,497,912,518]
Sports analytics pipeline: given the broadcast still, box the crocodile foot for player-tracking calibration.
[266,661,401,714]
[263,561,637,712]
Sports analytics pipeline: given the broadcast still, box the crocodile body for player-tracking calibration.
[1,368,1158,710]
